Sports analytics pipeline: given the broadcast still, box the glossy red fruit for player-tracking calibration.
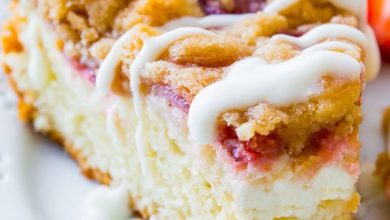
[368,0,390,60]
[199,0,266,15]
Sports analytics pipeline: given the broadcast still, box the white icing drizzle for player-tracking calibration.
[25,16,51,89]
[106,104,122,146]
[263,0,298,13]
[301,41,356,54]
[96,30,136,95]
[271,24,368,48]
[81,184,131,220]
[161,14,254,31]
[264,0,363,15]
[270,23,380,80]
[263,0,380,79]
[129,27,215,175]
[188,51,361,144]
[362,25,381,81]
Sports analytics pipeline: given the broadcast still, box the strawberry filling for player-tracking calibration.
[302,130,359,176]
[218,127,359,174]
[150,83,190,113]
[219,125,285,171]
[67,57,96,84]
[199,0,266,15]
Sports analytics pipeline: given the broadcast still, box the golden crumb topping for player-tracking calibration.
[224,78,362,153]
[38,0,202,68]
[34,0,357,69]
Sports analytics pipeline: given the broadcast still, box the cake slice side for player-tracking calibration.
[1,0,379,219]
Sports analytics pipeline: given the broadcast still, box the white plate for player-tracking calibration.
[0,2,390,220]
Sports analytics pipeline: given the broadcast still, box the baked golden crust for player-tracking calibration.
[38,0,202,68]
[375,152,390,199]
[377,107,390,199]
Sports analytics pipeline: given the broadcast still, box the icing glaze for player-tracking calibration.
[188,51,361,144]
[362,25,381,81]
[96,30,136,95]
[161,14,254,31]
[271,24,368,49]
[301,41,357,54]
[81,184,131,220]
[25,16,51,89]
[263,0,298,13]
[271,23,380,80]
[129,27,215,175]
[263,0,380,79]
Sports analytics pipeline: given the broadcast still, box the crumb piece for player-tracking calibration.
[84,0,128,33]
[226,12,288,45]
[253,40,299,63]
[1,18,24,53]
[165,35,252,67]
[89,38,116,62]
[330,15,359,27]
[375,152,390,199]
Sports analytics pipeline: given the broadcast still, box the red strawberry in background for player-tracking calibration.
[368,0,390,61]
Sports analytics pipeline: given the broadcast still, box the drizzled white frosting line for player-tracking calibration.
[263,0,363,15]
[26,16,51,89]
[270,23,380,80]
[362,25,381,81]
[271,24,368,49]
[129,27,215,175]
[161,14,255,31]
[81,184,131,220]
[188,51,361,144]
[96,31,135,94]
[301,41,356,54]
[263,0,380,79]
[263,0,298,13]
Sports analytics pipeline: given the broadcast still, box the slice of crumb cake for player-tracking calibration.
[1,0,380,219]
[375,108,390,199]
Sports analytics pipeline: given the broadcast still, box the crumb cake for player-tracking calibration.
[375,108,390,199]
[0,0,381,219]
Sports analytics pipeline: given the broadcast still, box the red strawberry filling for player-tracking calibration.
[199,0,266,15]
[299,130,359,176]
[219,125,285,171]
[68,57,96,84]
[150,83,191,113]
